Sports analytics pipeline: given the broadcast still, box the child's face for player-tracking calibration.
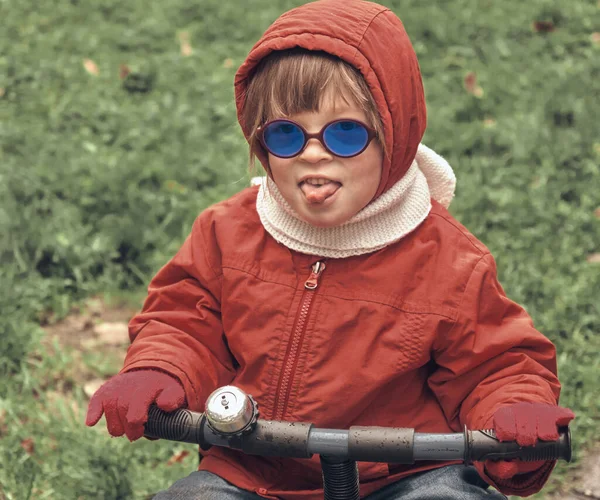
[267,95,383,228]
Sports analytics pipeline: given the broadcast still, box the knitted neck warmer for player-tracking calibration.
[254,143,456,259]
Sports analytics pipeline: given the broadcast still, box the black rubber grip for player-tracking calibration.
[467,427,571,463]
[145,406,207,446]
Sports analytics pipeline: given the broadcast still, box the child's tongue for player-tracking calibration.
[300,181,341,204]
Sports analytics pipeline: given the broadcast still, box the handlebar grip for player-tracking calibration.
[145,406,207,446]
[467,427,571,463]
[143,405,572,465]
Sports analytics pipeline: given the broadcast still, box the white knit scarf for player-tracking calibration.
[253,143,456,259]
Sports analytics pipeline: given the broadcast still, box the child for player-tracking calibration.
[86,1,575,498]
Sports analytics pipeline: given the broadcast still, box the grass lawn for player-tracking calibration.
[1,0,599,498]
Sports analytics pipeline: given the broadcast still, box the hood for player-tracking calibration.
[234,0,427,199]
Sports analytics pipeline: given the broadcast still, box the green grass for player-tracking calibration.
[1,0,599,498]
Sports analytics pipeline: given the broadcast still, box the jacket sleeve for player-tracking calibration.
[428,252,562,496]
[120,215,236,412]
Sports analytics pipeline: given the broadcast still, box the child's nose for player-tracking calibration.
[299,138,333,163]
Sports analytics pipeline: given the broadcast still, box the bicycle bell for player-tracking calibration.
[204,386,259,436]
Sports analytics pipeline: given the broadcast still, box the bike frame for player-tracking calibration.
[143,386,571,500]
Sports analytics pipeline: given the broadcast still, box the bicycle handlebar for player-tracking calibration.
[144,406,571,465]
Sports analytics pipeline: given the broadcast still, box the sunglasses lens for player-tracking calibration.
[263,121,305,157]
[323,121,369,157]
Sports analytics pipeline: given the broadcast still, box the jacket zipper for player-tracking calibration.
[272,261,326,421]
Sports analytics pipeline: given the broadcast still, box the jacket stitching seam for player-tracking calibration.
[354,9,395,187]
[429,212,487,255]
[323,291,455,320]
[223,264,455,319]
[196,216,223,281]
[222,264,296,289]
[257,31,352,51]
[437,253,491,349]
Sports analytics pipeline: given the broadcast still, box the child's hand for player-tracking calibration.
[485,402,575,480]
[85,370,186,442]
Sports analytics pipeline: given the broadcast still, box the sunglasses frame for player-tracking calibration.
[258,118,377,159]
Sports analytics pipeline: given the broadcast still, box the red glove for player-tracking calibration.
[485,402,575,480]
[85,370,186,442]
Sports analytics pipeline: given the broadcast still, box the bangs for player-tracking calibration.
[262,50,371,120]
[241,49,386,171]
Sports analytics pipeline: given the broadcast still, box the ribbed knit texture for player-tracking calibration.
[253,143,456,258]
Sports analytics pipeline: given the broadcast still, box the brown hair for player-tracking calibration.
[240,48,387,173]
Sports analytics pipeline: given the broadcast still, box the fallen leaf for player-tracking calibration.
[0,409,6,436]
[594,207,600,219]
[587,253,600,264]
[83,59,100,76]
[167,450,190,466]
[83,379,105,398]
[0,88,5,98]
[592,33,600,46]
[483,118,496,128]
[119,64,131,79]
[464,72,484,97]
[223,58,234,68]
[178,32,193,57]
[21,438,35,455]
[93,322,129,345]
[533,21,555,33]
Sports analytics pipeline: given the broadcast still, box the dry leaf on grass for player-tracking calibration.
[464,72,484,97]
[587,253,600,264]
[21,438,35,455]
[119,64,131,79]
[223,58,234,68]
[83,59,100,76]
[594,207,600,219]
[532,21,555,33]
[592,33,600,46]
[178,32,193,56]
[0,409,7,436]
[167,450,190,466]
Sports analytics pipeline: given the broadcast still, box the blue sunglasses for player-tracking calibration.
[258,119,376,159]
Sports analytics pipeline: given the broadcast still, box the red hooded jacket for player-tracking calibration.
[122,1,561,498]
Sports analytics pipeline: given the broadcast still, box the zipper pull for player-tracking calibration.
[305,261,326,290]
